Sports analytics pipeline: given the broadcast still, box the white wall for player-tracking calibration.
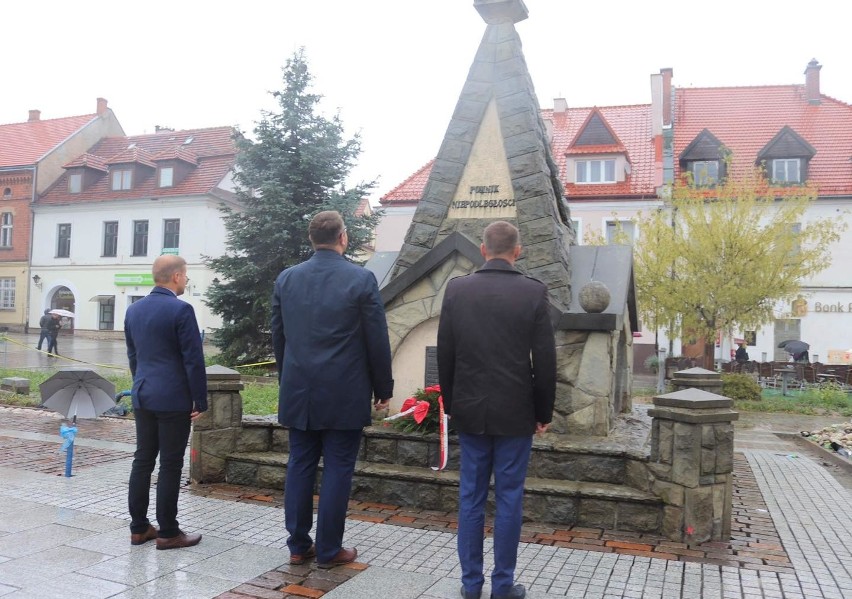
[30,195,236,333]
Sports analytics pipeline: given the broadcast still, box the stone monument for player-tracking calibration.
[381,0,637,435]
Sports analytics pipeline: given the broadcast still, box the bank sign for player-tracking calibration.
[114,273,154,286]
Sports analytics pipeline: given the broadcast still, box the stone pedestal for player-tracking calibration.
[648,387,738,543]
[189,365,244,484]
[1,377,30,394]
[670,367,723,395]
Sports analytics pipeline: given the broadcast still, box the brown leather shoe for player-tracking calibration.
[316,547,357,569]
[156,531,202,550]
[289,544,316,565]
[130,524,158,546]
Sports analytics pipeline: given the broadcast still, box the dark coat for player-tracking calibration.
[271,249,394,431]
[437,259,556,436]
[124,286,208,413]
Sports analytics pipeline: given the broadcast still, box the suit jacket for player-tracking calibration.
[437,259,556,436]
[124,286,208,413]
[271,249,394,430]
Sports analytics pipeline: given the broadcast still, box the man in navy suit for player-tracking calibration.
[125,254,208,550]
[271,210,393,569]
[438,221,556,599]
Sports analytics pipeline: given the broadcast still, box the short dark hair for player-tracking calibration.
[308,211,345,247]
[44,309,50,315]
[483,221,520,256]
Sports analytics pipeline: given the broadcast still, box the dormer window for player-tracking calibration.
[771,158,801,184]
[692,160,719,187]
[159,167,174,188]
[111,169,132,190]
[576,159,616,184]
[68,173,82,194]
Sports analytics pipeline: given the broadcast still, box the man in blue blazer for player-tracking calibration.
[271,210,393,569]
[125,254,208,550]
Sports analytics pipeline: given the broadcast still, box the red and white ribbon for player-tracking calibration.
[431,395,448,471]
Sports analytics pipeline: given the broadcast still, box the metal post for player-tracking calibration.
[64,441,74,477]
[657,347,667,394]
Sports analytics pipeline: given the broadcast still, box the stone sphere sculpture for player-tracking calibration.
[578,281,611,313]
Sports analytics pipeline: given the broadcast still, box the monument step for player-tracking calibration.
[224,451,663,531]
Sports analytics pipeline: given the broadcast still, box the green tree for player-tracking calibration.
[205,49,381,365]
[633,171,845,369]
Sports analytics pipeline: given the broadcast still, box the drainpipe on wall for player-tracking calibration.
[26,164,38,332]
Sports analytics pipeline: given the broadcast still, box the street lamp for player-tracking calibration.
[32,274,42,289]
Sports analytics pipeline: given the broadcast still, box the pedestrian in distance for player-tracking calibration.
[46,313,61,355]
[437,221,556,599]
[124,254,207,550]
[36,309,52,351]
[271,210,393,569]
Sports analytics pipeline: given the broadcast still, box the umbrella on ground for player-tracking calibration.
[779,340,810,355]
[40,368,116,420]
[40,368,116,477]
[49,309,75,318]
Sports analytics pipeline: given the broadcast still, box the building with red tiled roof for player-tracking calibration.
[0,99,124,330]
[373,59,852,367]
[31,126,238,335]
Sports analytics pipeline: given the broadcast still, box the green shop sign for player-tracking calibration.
[114,273,154,286]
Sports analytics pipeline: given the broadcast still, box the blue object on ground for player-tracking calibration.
[60,423,77,477]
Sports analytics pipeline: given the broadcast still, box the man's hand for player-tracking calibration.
[535,422,549,434]
[190,410,203,421]
[373,398,390,410]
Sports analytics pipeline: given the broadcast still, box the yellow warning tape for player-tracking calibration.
[233,360,275,369]
[1,334,130,371]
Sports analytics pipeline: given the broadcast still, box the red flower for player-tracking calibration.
[412,401,430,423]
[424,384,441,394]
[401,397,417,412]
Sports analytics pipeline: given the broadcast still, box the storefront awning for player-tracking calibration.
[89,295,115,302]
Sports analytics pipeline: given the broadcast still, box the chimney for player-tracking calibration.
[97,97,108,115]
[553,97,568,114]
[28,110,41,122]
[804,59,821,105]
[660,68,673,127]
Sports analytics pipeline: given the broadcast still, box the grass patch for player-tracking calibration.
[735,385,852,417]
[242,382,278,415]
[0,368,133,409]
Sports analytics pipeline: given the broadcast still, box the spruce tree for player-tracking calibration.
[205,49,380,365]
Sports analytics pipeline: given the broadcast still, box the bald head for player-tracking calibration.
[153,254,188,295]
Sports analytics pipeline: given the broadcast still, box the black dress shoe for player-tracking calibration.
[316,546,357,569]
[290,544,316,565]
[491,584,525,599]
[130,524,158,545]
[156,530,202,550]
[460,586,482,599]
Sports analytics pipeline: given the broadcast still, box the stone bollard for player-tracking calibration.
[189,365,244,484]
[670,367,723,395]
[648,387,738,543]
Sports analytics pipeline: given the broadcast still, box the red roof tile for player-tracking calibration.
[106,146,157,168]
[63,153,108,172]
[380,160,435,205]
[0,114,98,167]
[38,127,236,205]
[674,85,852,195]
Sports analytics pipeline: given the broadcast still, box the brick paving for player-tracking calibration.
[0,435,131,474]
[1,402,851,597]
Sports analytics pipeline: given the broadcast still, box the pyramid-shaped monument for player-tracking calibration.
[389,0,575,309]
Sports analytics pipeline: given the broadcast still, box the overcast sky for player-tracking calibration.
[4,1,849,203]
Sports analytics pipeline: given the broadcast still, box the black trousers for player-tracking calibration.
[128,409,191,538]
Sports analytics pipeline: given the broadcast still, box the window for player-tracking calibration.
[576,159,616,184]
[128,295,144,305]
[103,221,118,257]
[98,297,115,330]
[2,188,10,199]
[57,223,71,258]
[571,218,582,244]
[0,278,14,309]
[111,169,132,190]
[68,173,82,193]
[605,220,635,244]
[692,160,719,186]
[772,159,801,184]
[0,213,12,248]
[163,219,180,250]
[132,220,148,256]
[159,167,174,188]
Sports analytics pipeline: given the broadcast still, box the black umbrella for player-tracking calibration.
[779,340,810,355]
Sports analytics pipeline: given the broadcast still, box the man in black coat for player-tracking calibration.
[36,309,52,351]
[437,221,556,599]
